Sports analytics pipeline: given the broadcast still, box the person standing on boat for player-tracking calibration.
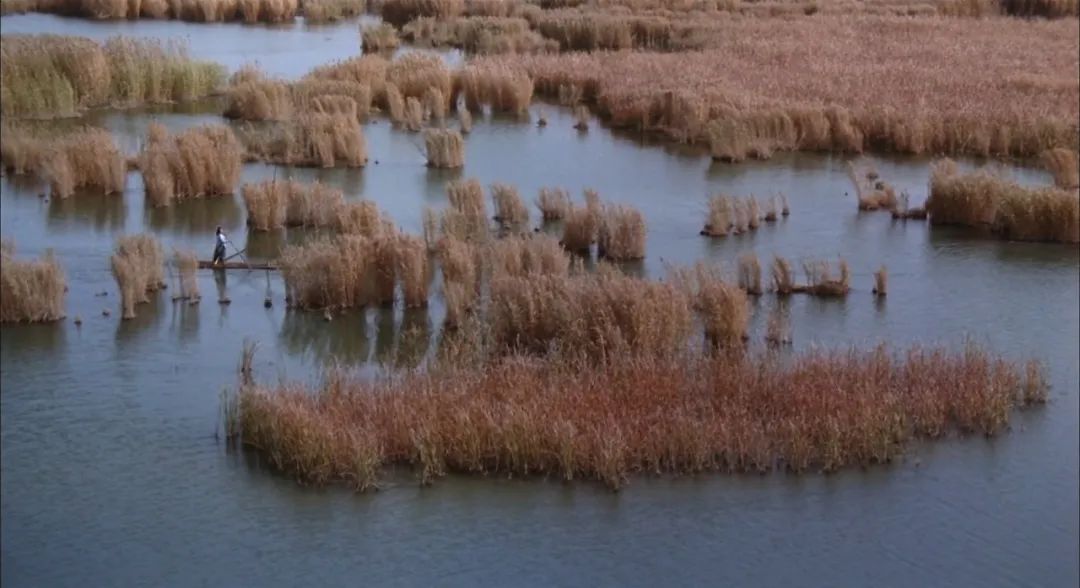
[212,226,227,266]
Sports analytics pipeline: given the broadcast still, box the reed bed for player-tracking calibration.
[0,242,66,323]
[536,186,571,220]
[24,0,303,21]
[424,128,466,168]
[140,124,244,207]
[232,340,1046,490]
[454,63,534,114]
[847,160,898,211]
[802,258,850,297]
[487,233,570,280]
[562,204,596,254]
[402,15,557,54]
[387,53,453,109]
[305,55,388,105]
[424,87,447,122]
[1041,148,1079,190]
[174,249,200,301]
[0,125,125,198]
[242,112,368,168]
[490,182,529,228]
[303,0,364,22]
[362,23,401,53]
[927,160,1080,243]
[404,97,425,131]
[437,236,480,327]
[737,252,762,295]
[381,0,464,26]
[771,255,795,295]
[224,70,373,122]
[701,194,764,237]
[111,234,165,319]
[596,204,646,260]
[1,35,225,119]
[669,262,749,347]
[487,15,1079,158]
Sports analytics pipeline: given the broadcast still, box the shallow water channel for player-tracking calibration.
[2,14,1079,587]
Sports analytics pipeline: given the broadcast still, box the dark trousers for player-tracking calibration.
[213,243,226,264]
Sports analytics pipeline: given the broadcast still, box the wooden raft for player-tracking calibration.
[198,261,278,270]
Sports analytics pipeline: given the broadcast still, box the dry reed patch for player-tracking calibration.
[454,62,533,114]
[337,200,395,238]
[928,160,1080,243]
[403,16,557,54]
[224,70,372,122]
[381,0,464,26]
[670,262,748,347]
[597,204,646,260]
[737,252,762,295]
[802,258,850,297]
[457,104,473,133]
[280,234,377,310]
[490,182,529,228]
[34,0,301,21]
[242,112,368,168]
[438,237,480,327]
[387,53,453,109]
[362,23,401,53]
[242,180,291,231]
[397,234,430,308]
[536,186,570,220]
[873,265,887,297]
[139,124,243,207]
[232,340,1045,489]
[1,35,225,118]
[305,55,388,104]
[303,0,365,22]
[1041,148,1079,190]
[847,160,898,211]
[111,234,165,319]
[487,233,570,280]
[424,128,466,168]
[0,125,125,198]
[0,243,66,323]
[488,15,1078,158]
[490,269,692,357]
[561,204,596,254]
[424,87,447,122]
[770,255,795,294]
[174,249,200,301]
[702,194,763,236]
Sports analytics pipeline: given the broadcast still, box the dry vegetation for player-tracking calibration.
[174,249,200,301]
[241,112,369,167]
[139,124,244,207]
[0,125,125,198]
[362,23,402,53]
[927,160,1080,243]
[231,341,1048,490]
[701,194,769,237]
[243,179,397,234]
[1041,148,1080,190]
[424,128,466,167]
[1,35,225,119]
[304,0,365,22]
[536,186,570,220]
[455,62,534,114]
[403,15,559,54]
[111,234,165,319]
[14,0,307,22]
[224,68,374,122]
[0,241,66,323]
[484,15,1078,158]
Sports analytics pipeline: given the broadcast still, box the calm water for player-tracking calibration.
[2,17,1079,588]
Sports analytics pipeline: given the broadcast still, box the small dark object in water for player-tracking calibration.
[537,118,547,127]
[264,297,273,308]
[323,309,332,322]
[73,315,82,326]
[189,298,200,306]
[96,291,108,297]
[37,192,45,198]
[219,298,231,305]
[374,159,379,165]
[102,308,110,316]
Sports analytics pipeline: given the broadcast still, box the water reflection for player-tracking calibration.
[170,298,201,343]
[372,307,396,365]
[280,309,371,365]
[114,293,165,344]
[0,321,67,359]
[145,195,243,237]
[244,226,328,259]
[47,192,127,233]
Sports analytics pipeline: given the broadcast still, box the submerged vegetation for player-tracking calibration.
[0,35,225,118]
[0,241,66,323]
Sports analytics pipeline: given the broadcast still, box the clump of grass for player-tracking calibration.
[304,0,364,23]
[424,86,447,123]
[0,125,125,198]
[848,160,898,211]
[280,234,377,310]
[424,128,465,168]
[404,96,425,131]
[174,249,200,301]
[361,23,400,53]
[403,15,556,55]
[140,123,243,207]
[873,265,887,297]
[573,105,589,131]
[455,62,533,114]
[562,205,595,254]
[438,237,479,327]
[487,233,569,280]
[702,194,763,237]
[928,159,1079,243]
[381,0,464,26]
[1,35,225,119]
[242,180,291,231]
[490,182,529,228]
[1041,148,1079,190]
[337,200,394,237]
[737,252,762,295]
[242,111,368,168]
[673,262,749,348]
[536,186,570,220]
[385,83,406,123]
[387,53,453,109]
[457,104,473,133]
[802,258,850,297]
[111,234,165,319]
[0,241,66,323]
[445,178,488,239]
[396,234,429,308]
[771,255,795,294]
[597,204,646,260]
